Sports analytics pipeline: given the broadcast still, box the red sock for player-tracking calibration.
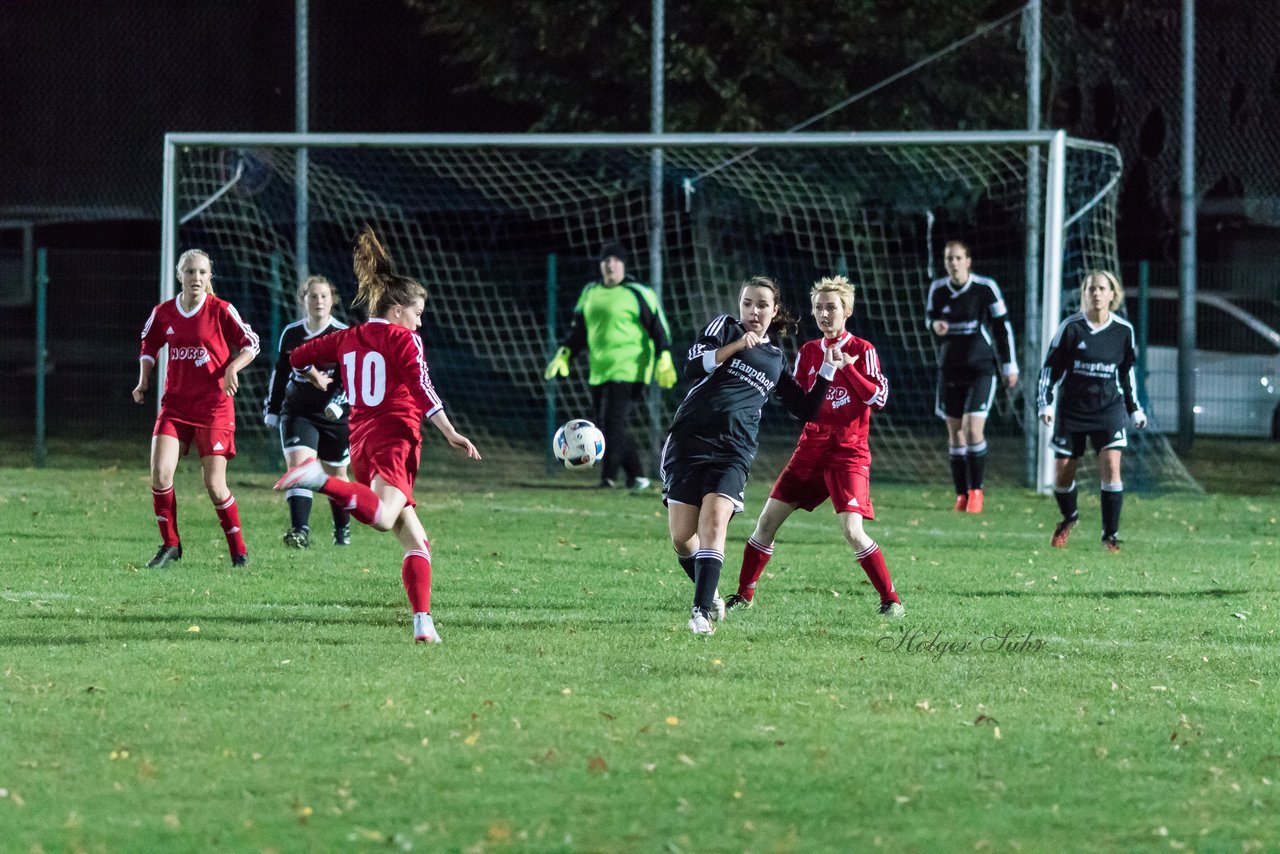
[401,548,432,613]
[152,486,180,547]
[738,536,774,601]
[856,542,899,604]
[214,494,247,557]
[318,478,381,526]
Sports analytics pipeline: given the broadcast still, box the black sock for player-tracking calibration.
[1101,483,1124,538]
[1054,482,1078,521]
[966,441,988,491]
[693,550,724,612]
[676,550,696,582]
[329,497,350,531]
[949,447,969,495]
[287,491,313,531]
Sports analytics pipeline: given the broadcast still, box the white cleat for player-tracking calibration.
[273,457,327,491]
[711,590,726,622]
[413,612,442,644]
[688,608,715,636]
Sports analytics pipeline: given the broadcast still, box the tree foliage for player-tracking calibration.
[404,0,1030,132]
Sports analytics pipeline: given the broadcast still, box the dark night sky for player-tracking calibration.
[3,0,1278,263]
[0,0,533,229]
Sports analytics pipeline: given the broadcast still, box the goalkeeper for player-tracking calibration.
[544,243,677,491]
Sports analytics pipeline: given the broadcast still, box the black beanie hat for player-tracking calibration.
[597,243,627,264]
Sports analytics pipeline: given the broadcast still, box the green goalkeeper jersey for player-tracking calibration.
[561,279,672,385]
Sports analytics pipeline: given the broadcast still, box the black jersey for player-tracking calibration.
[925,274,1017,374]
[1037,311,1140,431]
[263,317,350,420]
[665,315,829,462]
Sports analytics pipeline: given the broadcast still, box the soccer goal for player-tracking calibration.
[160,131,1196,492]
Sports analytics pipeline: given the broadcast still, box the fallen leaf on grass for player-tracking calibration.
[463,733,480,746]
[587,756,608,774]
[665,716,680,726]
[678,754,696,766]
[186,626,200,633]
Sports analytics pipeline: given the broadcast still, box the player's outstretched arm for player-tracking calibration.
[132,358,155,403]
[427,410,482,460]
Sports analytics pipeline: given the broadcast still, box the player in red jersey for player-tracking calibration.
[133,248,260,568]
[273,227,481,644]
[727,276,904,618]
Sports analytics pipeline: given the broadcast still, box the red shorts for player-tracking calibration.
[770,446,874,519]
[153,418,236,459]
[351,436,420,508]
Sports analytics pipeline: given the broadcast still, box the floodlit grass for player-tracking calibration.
[1,460,1277,852]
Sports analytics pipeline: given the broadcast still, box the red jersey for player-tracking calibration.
[792,332,888,464]
[289,318,443,450]
[139,294,260,428]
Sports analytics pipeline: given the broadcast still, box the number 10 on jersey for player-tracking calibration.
[343,351,387,407]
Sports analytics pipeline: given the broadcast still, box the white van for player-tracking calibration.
[1140,289,1280,439]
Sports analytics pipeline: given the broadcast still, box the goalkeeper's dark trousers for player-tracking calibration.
[591,381,646,486]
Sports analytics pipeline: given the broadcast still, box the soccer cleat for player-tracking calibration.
[413,612,442,644]
[724,592,754,612]
[965,488,984,513]
[1102,534,1122,553]
[282,526,310,549]
[145,544,182,569]
[953,493,968,512]
[273,458,327,492]
[1051,515,1078,548]
[877,601,906,619]
[231,553,250,567]
[710,591,726,622]
[629,476,652,493]
[688,608,715,636]
[333,525,351,546]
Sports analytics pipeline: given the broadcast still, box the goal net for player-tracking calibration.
[162,132,1196,491]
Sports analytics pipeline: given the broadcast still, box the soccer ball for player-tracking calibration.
[553,419,606,470]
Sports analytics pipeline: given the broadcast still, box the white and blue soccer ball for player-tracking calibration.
[553,419,606,470]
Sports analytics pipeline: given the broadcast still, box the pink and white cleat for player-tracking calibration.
[273,458,327,491]
[413,612,442,644]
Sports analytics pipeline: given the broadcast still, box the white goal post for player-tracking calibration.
[159,131,1195,492]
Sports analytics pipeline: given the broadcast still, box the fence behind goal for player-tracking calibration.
[164,132,1196,491]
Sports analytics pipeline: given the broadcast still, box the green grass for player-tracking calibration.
[2,458,1278,852]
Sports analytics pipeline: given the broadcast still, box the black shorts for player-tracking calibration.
[658,434,749,513]
[280,412,350,466]
[1050,425,1128,458]
[935,369,997,419]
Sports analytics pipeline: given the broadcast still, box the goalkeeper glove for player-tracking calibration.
[544,346,571,380]
[655,351,677,388]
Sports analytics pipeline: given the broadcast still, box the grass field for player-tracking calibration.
[2,448,1278,852]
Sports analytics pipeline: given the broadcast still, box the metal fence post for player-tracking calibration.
[34,248,48,468]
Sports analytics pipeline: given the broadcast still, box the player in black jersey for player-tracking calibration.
[263,276,354,548]
[1037,270,1148,552]
[925,240,1019,513]
[660,276,840,635]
